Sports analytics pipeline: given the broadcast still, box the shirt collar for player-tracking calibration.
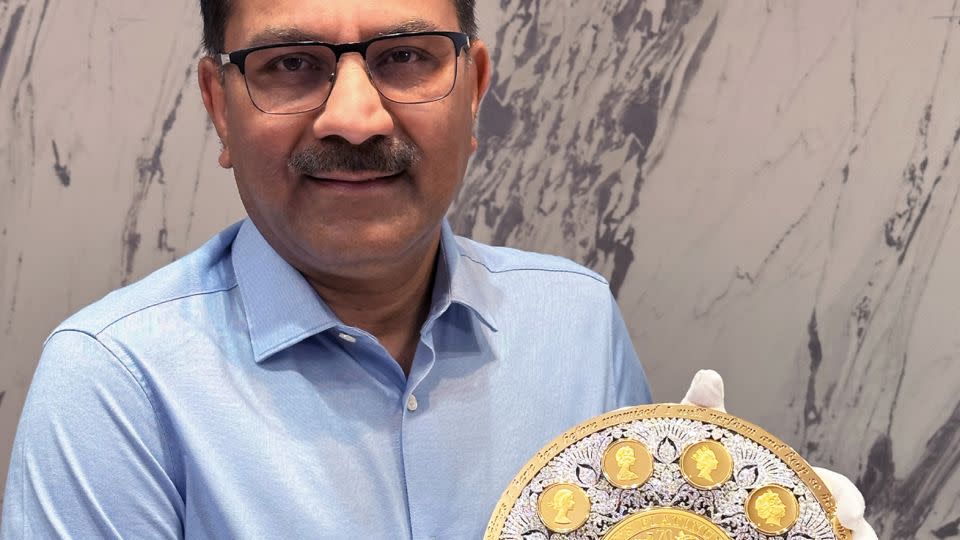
[232,218,498,363]
[432,220,499,333]
[232,220,340,362]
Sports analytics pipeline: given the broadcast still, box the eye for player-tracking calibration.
[266,54,321,72]
[280,57,306,71]
[383,48,424,64]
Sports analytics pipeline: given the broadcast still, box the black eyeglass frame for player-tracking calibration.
[218,30,472,114]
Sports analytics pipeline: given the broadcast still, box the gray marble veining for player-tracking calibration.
[457,2,960,537]
[2,1,960,537]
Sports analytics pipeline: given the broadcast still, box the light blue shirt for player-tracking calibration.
[3,219,651,539]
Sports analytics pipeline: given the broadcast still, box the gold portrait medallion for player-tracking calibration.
[746,484,800,535]
[602,439,654,489]
[679,440,733,490]
[537,483,591,533]
[604,508,730,540]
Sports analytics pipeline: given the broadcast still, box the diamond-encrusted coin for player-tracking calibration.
[485,404,851,540]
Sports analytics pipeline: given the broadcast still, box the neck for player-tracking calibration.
[305,234,441,376]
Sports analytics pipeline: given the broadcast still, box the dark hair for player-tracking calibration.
[200,0,478,54]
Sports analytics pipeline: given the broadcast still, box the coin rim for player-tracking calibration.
[536,482,591,533]
[744,483,801,536]
[601,439,654,489]
[483,403,850,540]
[678,439,734,490]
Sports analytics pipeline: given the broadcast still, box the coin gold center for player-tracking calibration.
[602,508,729,540]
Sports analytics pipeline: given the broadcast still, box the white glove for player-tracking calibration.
[681,369,878,540]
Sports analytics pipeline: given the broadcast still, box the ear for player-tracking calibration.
[198,56,233,169]
[467,40,492,151]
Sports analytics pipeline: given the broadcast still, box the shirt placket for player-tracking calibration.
[400,331,439,539]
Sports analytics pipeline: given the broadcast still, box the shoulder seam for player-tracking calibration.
[457,252,608,285]
[46,329,178,480]
[87,284,240,337]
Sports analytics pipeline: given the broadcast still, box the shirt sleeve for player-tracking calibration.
[608,292,654,408]
[2,330,184,539]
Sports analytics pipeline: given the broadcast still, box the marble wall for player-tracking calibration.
[1,1,959,537]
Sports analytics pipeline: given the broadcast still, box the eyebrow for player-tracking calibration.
[379,19,441,35]
[246,28,322,48]
[245,19,442,49]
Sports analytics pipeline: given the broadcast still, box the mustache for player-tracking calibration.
[288,136,421,177]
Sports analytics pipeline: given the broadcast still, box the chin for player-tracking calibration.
[298,219,438,267]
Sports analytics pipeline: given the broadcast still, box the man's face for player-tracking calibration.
[200,0,490,281]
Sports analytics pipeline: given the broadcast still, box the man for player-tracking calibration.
[2,0,873,538]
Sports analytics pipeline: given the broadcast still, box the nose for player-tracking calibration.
[312,54,395,145]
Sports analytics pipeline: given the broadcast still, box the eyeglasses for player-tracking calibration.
[219,31,471,115]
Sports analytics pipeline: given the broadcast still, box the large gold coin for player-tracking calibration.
[745,484,801,535]
[537,483,591,533]
[679,440,733,489]
[604,508,729,540]
[484,404,852,540]
[602,439,653,489]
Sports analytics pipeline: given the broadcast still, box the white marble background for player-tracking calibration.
[2,1,959,537]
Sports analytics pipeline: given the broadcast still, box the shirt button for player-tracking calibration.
[406,394,419,412]
[338,332,357,343]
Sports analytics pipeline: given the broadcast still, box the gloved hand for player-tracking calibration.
[680,369,878,540]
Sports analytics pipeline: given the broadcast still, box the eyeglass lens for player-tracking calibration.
[243,34,459,114]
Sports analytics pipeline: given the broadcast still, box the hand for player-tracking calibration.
[681,369,878,540]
